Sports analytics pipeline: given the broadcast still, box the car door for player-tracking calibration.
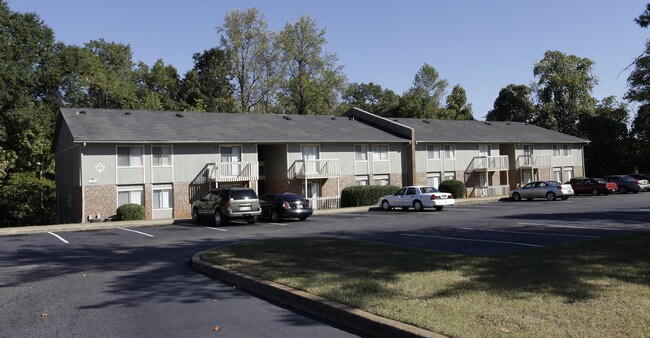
[519,182,536,198]
[388,188,407,207]
[574,180,586,194]
[403,187,417,206]
[259,194,273,216]
[198,191,215,216]
[533,182,547,198]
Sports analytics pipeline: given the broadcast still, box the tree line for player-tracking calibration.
[1,2,649,225]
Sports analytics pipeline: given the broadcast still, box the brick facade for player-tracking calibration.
[84,185,117,222]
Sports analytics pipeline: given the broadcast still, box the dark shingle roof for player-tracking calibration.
[58,108,408,144]
[386,118,589,144]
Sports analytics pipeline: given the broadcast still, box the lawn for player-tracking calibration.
[201,234,650,337]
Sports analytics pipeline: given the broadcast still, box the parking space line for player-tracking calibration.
[118,227,154,237]
[463,228,599,238]
[47,232,69,244]
[399,233,543,247]
[205,227,228,232]
[517,222,625,231]
[269,223,288,226]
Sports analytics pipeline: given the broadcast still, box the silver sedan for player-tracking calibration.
[510,181,574,201]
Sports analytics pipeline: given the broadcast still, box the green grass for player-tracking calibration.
[201,234,650,337]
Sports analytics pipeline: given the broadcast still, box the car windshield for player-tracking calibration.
[419,187,440,193]
[231,189,257,200]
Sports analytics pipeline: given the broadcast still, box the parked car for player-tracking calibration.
[378,186,455,211]
[626,174,650,191]
[191,187,261,226]
[510,181,574,201]
[569,178,618,196]
[259,193,313,222]
[603,175,643,194]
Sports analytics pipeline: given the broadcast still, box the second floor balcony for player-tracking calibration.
[288,159,340,179]
[208,161,259,182]
[466,155,509,172]
[516,155,551,169]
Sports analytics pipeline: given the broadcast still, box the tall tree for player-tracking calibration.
[342,82,399,116]
[395,63,448,118]
[486,84,536,123]
[276,15,346,115]
[218,8,275,113]
[444,84,473,120]
[532,50,598,135]
[179,47,234,112]
[134,59,182,111]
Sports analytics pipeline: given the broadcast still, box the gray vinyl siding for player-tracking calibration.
[55,145,81,186]
[82,144,117,186]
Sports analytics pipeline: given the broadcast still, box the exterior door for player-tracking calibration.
[479,144,491,157]
[221,146,241,176]
[522,170,533,184]
[302,145,319,175]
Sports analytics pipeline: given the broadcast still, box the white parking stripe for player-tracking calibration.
[204,227,228,232]
[118,227,154,237]
[464,228,599,238]
[269,223,288,226]
[47,232,69,244]
[517,222,624,231]
[399,233,543,247]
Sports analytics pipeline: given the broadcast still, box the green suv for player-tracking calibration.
[191,187,261,226]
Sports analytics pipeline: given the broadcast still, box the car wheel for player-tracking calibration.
[413,200,423,212]
[435,206,443,211]
[546,192,556,201]
[214,210,224,226]
[381,200,391,211]
[191,208,200,224]
[298,216,308,221]
[270,210,281,222]
[512,193,521,201]
[591,189,599,196]
[619,186,628,194]
[246,216,257,224]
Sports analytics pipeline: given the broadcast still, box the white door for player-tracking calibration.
[221,146,241,176]
[479,144,491,157]
[302,145,319,175]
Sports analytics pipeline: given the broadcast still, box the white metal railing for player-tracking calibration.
[311,196,341,210]
[288,159,340,179]
[516,155,551,169]
[209,161,259,182]
[475,185,510,197]
[467,155,509,172]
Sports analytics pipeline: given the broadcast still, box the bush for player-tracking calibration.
[117,203,145,221]
[341,185,400,207]
[438,180,466,199]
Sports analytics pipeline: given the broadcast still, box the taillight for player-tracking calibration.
[430,195,438,200]
[282,201,290,209]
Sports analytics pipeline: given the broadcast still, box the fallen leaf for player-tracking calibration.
[40,313,48,317]
[214,325,222,331]
[499,327,511,333]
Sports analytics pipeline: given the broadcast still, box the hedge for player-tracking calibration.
[341,185,400,207]
[117,203,146,221]
[438,180,466,199]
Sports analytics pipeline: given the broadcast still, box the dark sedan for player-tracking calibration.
[259,193,313,222]
[603,175,642,194]
[569,178,618,195]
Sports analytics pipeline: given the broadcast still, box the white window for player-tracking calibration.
[563,145,571,156]
[553,145,561,157]
[152,146,172,166]
[479,144,491,157]
[426,172,441,188]
[117,146,143,167]
[118,186,144,206]
[523,144,534,156]
[302,145,320,174]
[153,185,173,210]
[354,145,367,161]
[564,167,574,182]
[221,146,242,176]
[373,174,389,186]
[355,176,369,186]
[553,167,562,182]
[426,145,440,160]
[372,144,388,161]
[444,145,455,159]
[444,171,456,181]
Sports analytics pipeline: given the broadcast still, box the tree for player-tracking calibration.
[532,50,598,135]
[218,8,275,113]
[635,3,650,28]
[276,15,347,115]
[486,84,536,123]
[342,82,399,116]
[395,63,448,118]
[179,48,235,112]
[134,59,182,111]
[444,84,473,120]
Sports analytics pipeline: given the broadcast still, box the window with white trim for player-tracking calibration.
[152,146,172,166]
[355,175,369,186]
[564,167,574,181]
[373,174,389,186]
[553,145,561,157]
[118,186,144,206]
[563,144,571,156]
[553,167,562,182]
[444,171,456,181]
[354,145,367,161]
[444,145,455,159]
[426,172,441,188]
[153,185,173,210]
[117,146,143,167]
[426,145,440,160]
[372,144,388,161]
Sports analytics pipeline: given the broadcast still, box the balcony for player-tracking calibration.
[208,161,259,182]
[516,155,551,169]
[288,159,340,179]
[466,155,509,172]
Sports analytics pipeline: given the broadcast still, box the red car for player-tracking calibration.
[569,178,618,196]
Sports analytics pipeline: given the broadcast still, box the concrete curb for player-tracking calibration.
[191,252,446,338]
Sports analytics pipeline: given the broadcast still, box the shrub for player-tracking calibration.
[117,203,145,221]
[341,185,400,207]
[438,180,466,199]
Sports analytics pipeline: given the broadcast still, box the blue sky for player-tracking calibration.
[7,0,649,119]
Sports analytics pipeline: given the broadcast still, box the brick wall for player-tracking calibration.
[174,182,191,218]
[84,185,117,222]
